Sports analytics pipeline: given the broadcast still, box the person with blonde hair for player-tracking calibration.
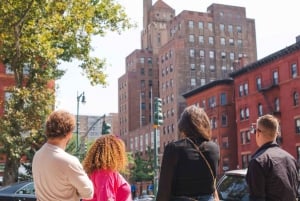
[32,110,94,201]
[246,114,299,201]
[82,134,132,201]
[157,105,220,201]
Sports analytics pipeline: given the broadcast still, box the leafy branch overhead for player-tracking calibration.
[0,0,135,185]
[0,0,135,86]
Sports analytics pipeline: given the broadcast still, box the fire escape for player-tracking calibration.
[258,75,282,143]
[257,76,280,116]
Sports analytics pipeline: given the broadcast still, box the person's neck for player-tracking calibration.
[47,138,67,150]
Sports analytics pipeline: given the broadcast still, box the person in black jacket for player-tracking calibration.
[246,114,299,201]
[156,105,220,201]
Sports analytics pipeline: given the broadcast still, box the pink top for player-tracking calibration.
[83,169,132,201]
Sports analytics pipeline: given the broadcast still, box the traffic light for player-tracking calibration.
[84,142,88,153]
[101,121,111,134]
[153,97,163,126]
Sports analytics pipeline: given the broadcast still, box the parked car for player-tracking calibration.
[138,194,155,201]
[217,169,249,201]
[0,181,36,201]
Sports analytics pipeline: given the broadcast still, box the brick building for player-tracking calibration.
[119,0,257,159]
[230,38,300,168]
[182,38,300,171]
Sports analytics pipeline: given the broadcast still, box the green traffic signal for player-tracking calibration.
[153,97,163,126]
[101,121,111,134]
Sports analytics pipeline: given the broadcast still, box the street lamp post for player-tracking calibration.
[76,91,86,156]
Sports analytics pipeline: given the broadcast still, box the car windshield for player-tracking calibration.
[16,182,35,195]
[218,174,249,201]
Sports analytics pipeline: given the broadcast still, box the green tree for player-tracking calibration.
[0,0,134,185]
[130,148,154,183]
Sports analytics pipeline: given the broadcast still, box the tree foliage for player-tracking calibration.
[130,148,154,183]
[0,0,134,185]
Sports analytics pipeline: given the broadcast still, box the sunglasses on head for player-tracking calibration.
[250,124,262,134]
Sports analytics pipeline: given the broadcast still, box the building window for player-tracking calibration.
[200,50,205,58]
[296,118,300,134]
[241,130,251,144]
[208,37,214,45]
[157,33,161,44]
[291,63,298,78]
[5,63,13,74]
[273,70,279,85]
[189,49,195,57]
[237,40,242,48]
[229,52,234,61]
[199,35,204,44]
[140,57,145,63]
[294,92,299,106]
[239,85,244,97]
[147,57,152,64]
[240,108,245,120]
[219,24,225,32]
[222,136,229,148]
[221,66,227,75]
[220,38,225,46]
[228,25,233,33]
[140,68,145,75]
[245,107,249,119]
[200,64,205,72]
[201,79,206,86]
[208,22,213,32]
[209,51,214,59]
[244,83,248,95]
[236,26,242,33]
[189,34,195,42]
[190,63,195,70]
[221,52,226,59]
[188,20,194,29]
[198,21,203,29]
[209,96,216,108]
[256,77,262,90]
[274,98,280,112]
[23,63,30,75]
[221,113,227,126]
[191,78,196,86]
[210,65,215,72]
[141,80,145,88]
[258,103,263,116]
[4,91,13,109]
[229,38,234,46]
[211,117,217,129]
[220,93,227,105]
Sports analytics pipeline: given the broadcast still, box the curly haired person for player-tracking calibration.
[32,110,94,201]
[82,134,132,201]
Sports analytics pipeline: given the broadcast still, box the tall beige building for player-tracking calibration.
[118,0,257,156]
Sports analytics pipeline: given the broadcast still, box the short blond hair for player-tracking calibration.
[257,114,279,139]
[82,134,128,175]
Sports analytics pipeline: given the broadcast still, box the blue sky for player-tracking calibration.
[55,0,300,116]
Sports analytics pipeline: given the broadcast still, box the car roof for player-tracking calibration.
[0,181,33,194]
[224,169,247,176]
